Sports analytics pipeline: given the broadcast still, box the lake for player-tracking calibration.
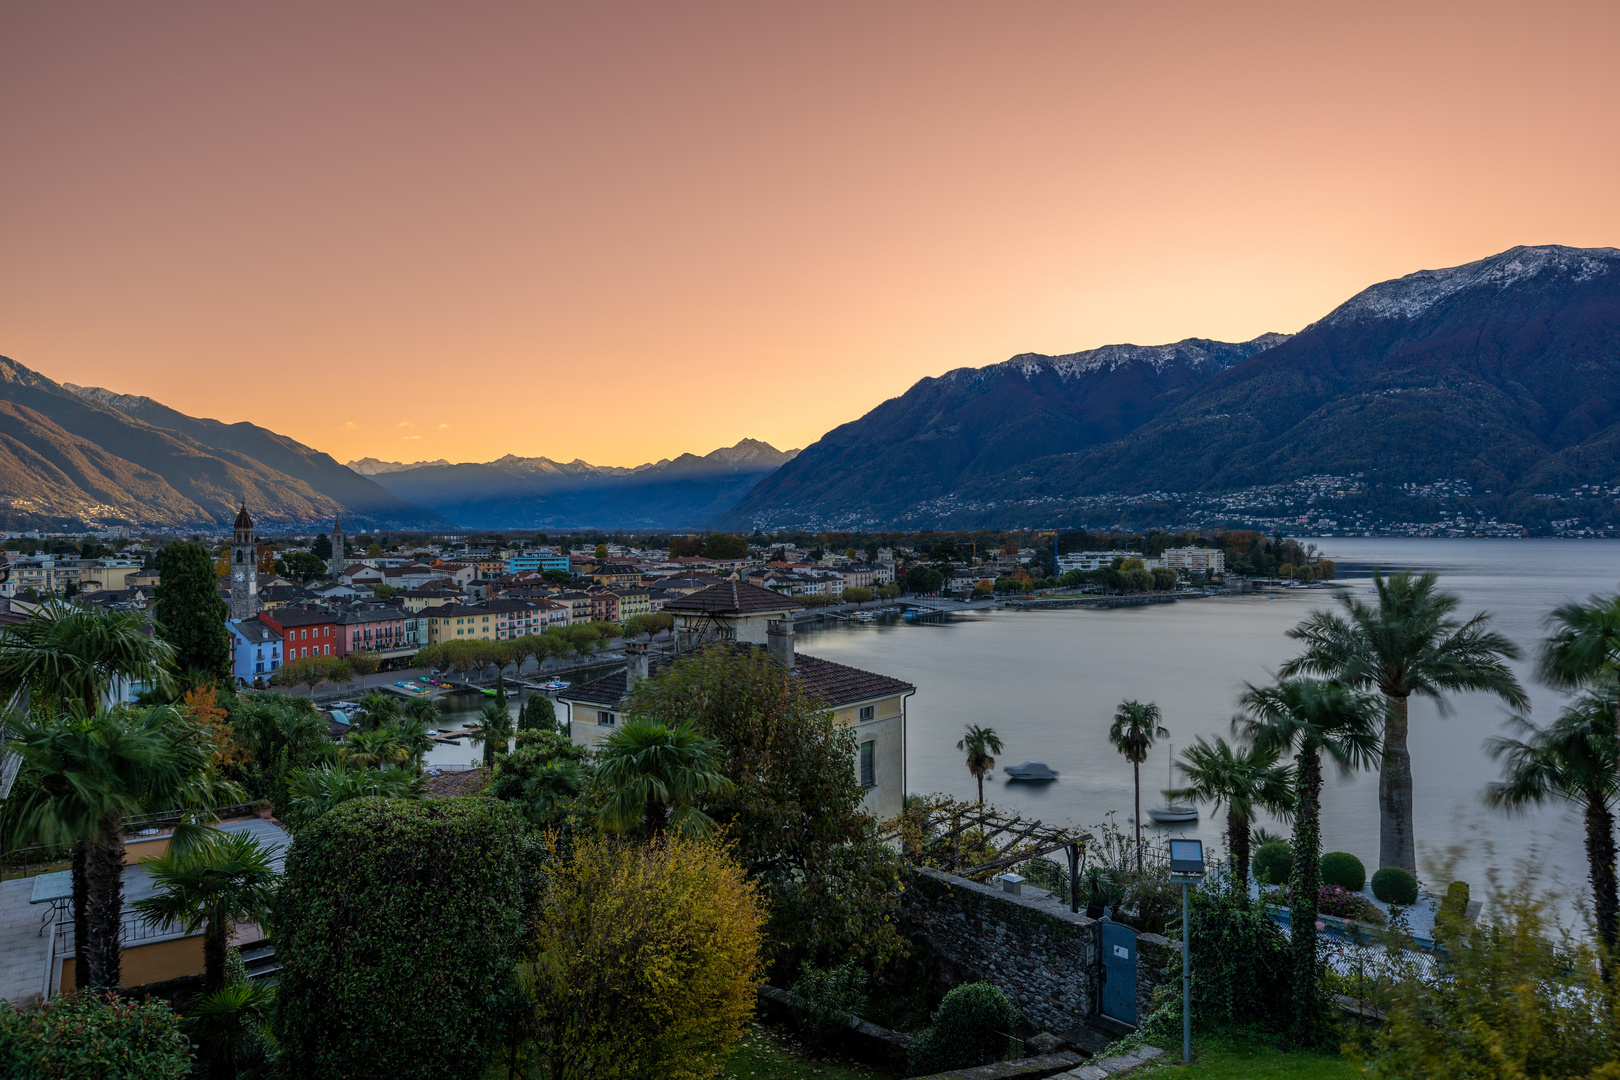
[793,539,1620,905]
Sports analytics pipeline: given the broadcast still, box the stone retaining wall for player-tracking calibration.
[905,868,1099,1034]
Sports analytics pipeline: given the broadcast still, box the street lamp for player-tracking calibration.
[1168,838,1206,1065]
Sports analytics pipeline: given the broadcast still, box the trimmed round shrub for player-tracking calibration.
[1372,866,1419,906]
[1252,841,1293,886]
[272,796,532,1080]
[907,982,1020,1075]
[0,992,189,1080]
[1320,851,1366,893]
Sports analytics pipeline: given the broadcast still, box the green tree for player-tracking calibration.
[627,647,907,970]
[224,693,330,807]
[703,533,748,560]
[594,543,608,559]
[351,690,401,731]
[0,601,176,716]
[525,834,765,1080]
[273,798,529,1080]
[487,729,589,827]
[470,700,515,768]
[155,541,231,681]
[276,551,327,583]
[131,830,278,997]
[905,565,944,594]
[956,724,1003,806]
[1487,688,1620,973]
[1170,736,1293,885]
[519,692,558,733]
[310,533,333,560]
[1538,593,1620,717]
[594,719,732,839]
[282,763,422,834]
[1235,679,1381,1040]
[341,726,409,770]
[1109,700,1168,870]
[1281,569,1526,873]
[346,650,382,676]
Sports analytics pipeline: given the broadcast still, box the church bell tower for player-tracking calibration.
[329,516,346,579]
[230,503,259,621]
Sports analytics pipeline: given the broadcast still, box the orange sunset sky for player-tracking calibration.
[3,2,1619,468]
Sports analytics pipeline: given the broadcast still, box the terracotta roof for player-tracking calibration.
[422,767,489,797]
[662,580,803,616]
[558,648,911,711]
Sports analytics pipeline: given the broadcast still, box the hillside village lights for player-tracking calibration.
[1168,839,1207,1065]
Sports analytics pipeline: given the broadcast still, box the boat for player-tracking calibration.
[1003,761,1059,781]
[1148,744,1199,823]
[538,679,568,692]
[851,611,876,622]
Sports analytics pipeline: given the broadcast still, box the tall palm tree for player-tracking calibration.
[404,696,441,728]
[4,704,233,989]
[0,601,175,715]
[132,829,279,996]
[1487,688,1620,975]
[1539,594,1620,717]
[341,726,408,770]
[957,724,1004,806]
[1170,736,1293,886]
[283,763,422,834]
[1281,570,1526,873]
[1109,700,1167,870]
[386,717,435,771]
[470,701,516,768]
[594,719,732,839]
[350,691,401,732]
[1235,679,1382,1040]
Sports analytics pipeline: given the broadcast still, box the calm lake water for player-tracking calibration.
[794,539,1620,905]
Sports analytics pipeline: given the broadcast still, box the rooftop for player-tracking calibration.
[662,580,804,616]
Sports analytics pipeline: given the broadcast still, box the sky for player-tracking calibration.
[4,2,1619,467]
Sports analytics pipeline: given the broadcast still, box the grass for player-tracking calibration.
[721,1022,896,1080]
[1138,1034,1357,1079]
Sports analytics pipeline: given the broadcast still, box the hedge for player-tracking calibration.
[272,796,533,1080]
[0,992,189,1080]
[907,982,1020,1074]
[1252,841,1293,886]
[1372,866,1419,906]
[1320,852,1366,893]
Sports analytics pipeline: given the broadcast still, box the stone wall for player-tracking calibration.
[905,868,1099,1034]
[1135,932,1178,1024]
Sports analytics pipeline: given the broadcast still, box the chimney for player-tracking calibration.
[767,619,795,669]
[626,641,650,687]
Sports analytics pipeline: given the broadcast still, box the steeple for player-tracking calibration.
[229,502,259,621]
[329,515,346,579]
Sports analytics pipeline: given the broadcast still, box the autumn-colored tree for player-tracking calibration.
[525,834,765,1079]
[182,685,250,774]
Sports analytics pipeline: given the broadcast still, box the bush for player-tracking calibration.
[906,982,1020,1075]
[789,962,868,1047]
[272,797,532,1080]
[1180,878,1295,1036]
[1320,851,1366,892]
[0,992,190,1080]
[1439,880,1471,924]
[1252,841,1293,886]
[1318,885,1385,924]
[527,834,766,1079]
[1372,866,1419,906]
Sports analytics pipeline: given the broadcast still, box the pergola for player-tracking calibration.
[887,795,1093,913]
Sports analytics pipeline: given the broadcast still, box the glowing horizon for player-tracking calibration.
[3,2,1618,467]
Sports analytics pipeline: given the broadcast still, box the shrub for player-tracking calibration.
[1252,841,1293,886]
[1372,866,1419,906]
[789,962,868,1047]
[1318,885,1386,924]
[906,982,1020,1075]
[1439,880,1471,924]
[0,992,189,1080]
[1320,852,1366,892]
[273,796,532,1080]
[527,833,766,1079]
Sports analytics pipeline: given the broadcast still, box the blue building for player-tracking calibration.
[229,618,283,683]
[507,552,570,574]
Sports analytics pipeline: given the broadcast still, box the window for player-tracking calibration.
[859,741,875,788]
[859,705,875,722]
[598,710,615,726]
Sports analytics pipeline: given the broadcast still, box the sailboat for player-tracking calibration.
[1148,743,1199,824]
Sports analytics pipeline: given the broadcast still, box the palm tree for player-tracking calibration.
[132,830,279,996]
[283,763,422,834]
[1487,688,1620,974]
[351,691,401,732]
[520,760,586,826]
[1109,700,1167,870]
[0,601,175,715]
[186,982,273,1080]
[341,726,408,770]
[1539,594,1620,714]
[404,696,440,727]
[470,701,515,768]
[1281,570,1526,873]
[594,719,732,839]
[1235,678,1381,1040]
[956,724,1004,806]
[4,704,234,990]
[1170,736,1293,886]
[386,717,435,771]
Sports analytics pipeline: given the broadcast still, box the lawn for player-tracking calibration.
[1138,1035,1358,1079]
[721,1023,896,1080]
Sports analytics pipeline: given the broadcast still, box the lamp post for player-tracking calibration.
[1168,838,1207,1065]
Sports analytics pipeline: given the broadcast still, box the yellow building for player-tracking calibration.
[426,600,547,643]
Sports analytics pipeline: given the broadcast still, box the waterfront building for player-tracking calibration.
[1056,550,1139,573]
[258,607,339,660]
[1155,546,1225,574]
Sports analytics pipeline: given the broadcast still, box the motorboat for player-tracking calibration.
[538,679,568,692]
[1003,761,1059,781]
[1148,743,1199,823]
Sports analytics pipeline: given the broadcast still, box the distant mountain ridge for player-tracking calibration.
[0,357,448,531]
[353,439,799,530]
[717,334,1289,529]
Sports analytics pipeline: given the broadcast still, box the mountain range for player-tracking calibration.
[0,358,448,531]
[719,244,1620,530]
[351,441,798,531]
